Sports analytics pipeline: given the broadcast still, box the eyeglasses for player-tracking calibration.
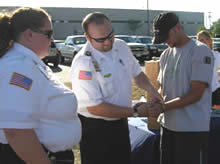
[88,29,114,43]
[32,29,53,39]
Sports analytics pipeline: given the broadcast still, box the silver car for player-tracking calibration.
[115,35,149,63]
[59,35,87,61]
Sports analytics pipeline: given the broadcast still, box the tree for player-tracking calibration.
[212,19,220,37]
[197,25,207,33]
[127,19,143,35]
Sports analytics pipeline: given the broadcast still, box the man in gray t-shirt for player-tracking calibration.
[151,12,213,164]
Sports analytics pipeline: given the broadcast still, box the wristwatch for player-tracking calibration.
[133,106,139,117]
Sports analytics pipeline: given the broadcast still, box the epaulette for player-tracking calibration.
[84,50,101,72]
[85,51,92,56]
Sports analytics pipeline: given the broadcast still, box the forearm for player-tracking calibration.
[87,103,133,118]
[3,129,51,164]
[87,101,151,118]
[134,72,162,102]
[164,89,204,112]
[134,72,156,93]
[165,98,190,112]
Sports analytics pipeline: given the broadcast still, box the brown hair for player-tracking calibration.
[197,30,213,49]
[0,7,50,57]
[82,12,110,34]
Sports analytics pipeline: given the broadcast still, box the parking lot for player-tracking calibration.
[50,60,146,85]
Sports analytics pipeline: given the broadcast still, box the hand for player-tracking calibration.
[135,102,153,117]
[148,102,163,118]
[133,102,145,110]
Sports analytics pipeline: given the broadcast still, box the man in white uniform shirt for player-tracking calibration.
[70,12,162,164]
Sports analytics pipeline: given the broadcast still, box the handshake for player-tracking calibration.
[133,101,165,118]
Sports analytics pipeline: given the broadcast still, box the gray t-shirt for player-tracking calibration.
[158,39,214,132]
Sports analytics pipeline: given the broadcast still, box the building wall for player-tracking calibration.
[0,7,204,40]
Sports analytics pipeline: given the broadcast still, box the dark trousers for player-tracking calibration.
[0,143,74,164]
[79,114,131,164]
[0,143,25,164]
[212,87,220,106]
[160,126,209,164]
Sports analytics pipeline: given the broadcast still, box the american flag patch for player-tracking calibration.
[9,72,33,91]
[79,70,92,80]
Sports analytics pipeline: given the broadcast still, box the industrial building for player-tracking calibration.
[0,7,204,39]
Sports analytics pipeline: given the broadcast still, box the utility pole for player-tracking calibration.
[147,0,150,36]
[208,12,212,30]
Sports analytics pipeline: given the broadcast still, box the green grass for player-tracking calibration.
[73,145,81,164]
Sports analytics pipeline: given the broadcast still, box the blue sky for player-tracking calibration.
[1,0,219,28]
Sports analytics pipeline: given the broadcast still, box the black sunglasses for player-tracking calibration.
[32,29,53,39]
[88,29,114,43]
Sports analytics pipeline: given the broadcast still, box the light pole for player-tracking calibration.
[147,0,150,36]
[208,12,212,30]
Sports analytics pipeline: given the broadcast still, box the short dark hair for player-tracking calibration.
[82,12,110,34]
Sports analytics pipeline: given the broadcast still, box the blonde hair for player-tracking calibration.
[197,30,213,49]
[0,7,50,57]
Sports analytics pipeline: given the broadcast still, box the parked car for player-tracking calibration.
[54,40,65,49]
[115,35,150,63]
[215,34,220,38]
[213,40,220,52]
[59,35,87,61]
[134,36,153,44]
[153,44,168,57]
[53,40,65,63]
[42,41,62,68]
[133,36,158,60]
[189,35,197,40]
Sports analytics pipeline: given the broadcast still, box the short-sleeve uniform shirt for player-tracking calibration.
[70,39,142,120]
[0,43,81,152]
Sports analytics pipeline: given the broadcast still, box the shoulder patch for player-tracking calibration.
[203,56,211,64]
[9,72,33,91]
[79,70,92,80]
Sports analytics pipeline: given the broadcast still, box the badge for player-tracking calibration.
[92,60,101,72]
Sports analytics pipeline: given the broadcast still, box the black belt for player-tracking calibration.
[42,145,74,163]
[78,114,127,127]
[0,143,14,151]
[0,143,74,164]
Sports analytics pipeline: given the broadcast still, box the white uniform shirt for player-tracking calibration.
[70,39,142,120]
[212,50,220,92]
[0,43,81,152]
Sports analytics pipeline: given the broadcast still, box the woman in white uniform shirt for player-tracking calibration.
[197,30,220,108]
[0,7,81,164]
